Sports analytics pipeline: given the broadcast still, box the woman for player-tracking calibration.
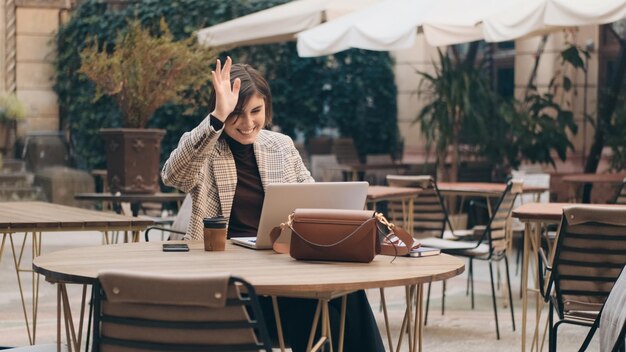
[162,57,384,352]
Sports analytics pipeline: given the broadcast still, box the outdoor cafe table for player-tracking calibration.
[33,241,465,352]
[561,173,626,203]
[330,162,412,182]
[437,182,549,215]
[0,201,153,345]
[511,202,626,352]
[74,192,186,217]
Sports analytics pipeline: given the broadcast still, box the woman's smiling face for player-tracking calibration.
[224,93,265,145]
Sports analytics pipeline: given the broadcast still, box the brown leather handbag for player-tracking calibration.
[287,208,418,263]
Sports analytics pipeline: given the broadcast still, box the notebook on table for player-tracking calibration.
[230,182,369,250]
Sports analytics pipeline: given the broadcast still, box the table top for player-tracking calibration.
[0,201,153,232]
[367,185,422,201]
[75,192,186,203]
[511,202,626,223]
[437,182,547,196]
[337,163,411,171]
[33,241,465,298]
[561,173,626,184]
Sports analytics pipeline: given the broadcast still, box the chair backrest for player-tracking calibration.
[481,180,523,257]
[386,175,452,239]
[294,142,311,171]
[169,194,192,238]
[612,178,626,205]
[510,171,550,204]
[547,206,626,322]
[332,138,360,165]
[366,154,396,185]
[92,271,272,352]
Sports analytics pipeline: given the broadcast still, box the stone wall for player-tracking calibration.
[1,0,70,142]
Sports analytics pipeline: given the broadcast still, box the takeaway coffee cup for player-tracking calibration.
[203,216,227,251]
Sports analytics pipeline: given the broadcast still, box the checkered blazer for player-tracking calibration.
[162,116,314,240]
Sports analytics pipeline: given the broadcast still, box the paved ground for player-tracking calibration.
[0,231,599,351]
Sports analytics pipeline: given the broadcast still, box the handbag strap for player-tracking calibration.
[269,226,290,254]
[288,217,378,247]
[271,212,420,257]
[376,213,420,257]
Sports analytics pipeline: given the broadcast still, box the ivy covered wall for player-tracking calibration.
[55,0,399,170]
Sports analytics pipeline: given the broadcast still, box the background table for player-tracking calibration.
[34,241,464,352]
[561,173,626,203]
[327,163,412,182]
[438,182,548,216]
[437,182,548,197]
[74,192,186,217]
[0,201,152,345]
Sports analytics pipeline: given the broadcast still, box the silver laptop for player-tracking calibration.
[231,182,369,249]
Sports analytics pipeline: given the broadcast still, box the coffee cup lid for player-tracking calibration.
[203,216,227,228]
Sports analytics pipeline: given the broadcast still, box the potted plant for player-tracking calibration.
[79,19,215,194]
[0,93,27,157]
[416,49,494,182]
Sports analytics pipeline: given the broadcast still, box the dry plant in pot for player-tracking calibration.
[79,19,215,194]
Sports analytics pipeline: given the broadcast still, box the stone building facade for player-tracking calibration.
[0,1,614,172]
[2,0,71,139]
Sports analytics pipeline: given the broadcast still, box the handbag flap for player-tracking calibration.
[293,209,375,225]
[289,209,378,263]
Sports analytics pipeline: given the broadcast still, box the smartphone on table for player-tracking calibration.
[162,243,189,252]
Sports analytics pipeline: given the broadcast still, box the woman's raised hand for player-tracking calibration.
[211,57,241,122]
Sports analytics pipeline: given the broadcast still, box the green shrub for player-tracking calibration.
[55,0,399,170]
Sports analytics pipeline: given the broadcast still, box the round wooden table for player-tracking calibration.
[34,241,463,296]
[33,241,464,352]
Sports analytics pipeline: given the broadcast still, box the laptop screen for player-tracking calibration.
[253,182,369,249]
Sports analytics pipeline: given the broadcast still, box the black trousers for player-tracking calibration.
[259,290,384,352]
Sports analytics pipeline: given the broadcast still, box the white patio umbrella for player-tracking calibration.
[196,0,378,48]
[483,0,626,42]
[296,0,626,57]
[296,0,438,57]
[480,0,556,43]
[295,0,520,57]
[544,0,626,27]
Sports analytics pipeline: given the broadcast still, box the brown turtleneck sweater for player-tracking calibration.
[224,134,265,238]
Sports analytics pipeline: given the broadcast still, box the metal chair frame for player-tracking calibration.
[421,181,521,339]
[539,207,626,352]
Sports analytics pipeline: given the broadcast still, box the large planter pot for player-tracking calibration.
[100,128,166,194]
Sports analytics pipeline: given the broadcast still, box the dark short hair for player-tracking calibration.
[208,63,272,126]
